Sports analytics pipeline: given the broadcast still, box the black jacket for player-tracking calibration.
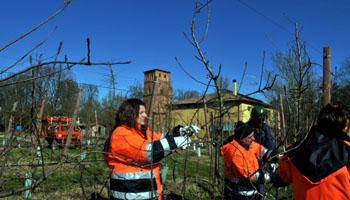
[286,125,350,182]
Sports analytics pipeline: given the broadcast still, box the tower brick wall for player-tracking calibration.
[143,69,173,115]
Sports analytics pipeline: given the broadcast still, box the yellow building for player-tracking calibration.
[168,82,280,140]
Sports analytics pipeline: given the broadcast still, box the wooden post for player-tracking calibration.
[62,89,82,157]
[147,77,159,130]
[158,104,162,133]
[323,47,331,107]
[95,110,98,136]
[203,98,211,155]
[32,99,46,150]
[279,94,287,147]
[5,102,18,145]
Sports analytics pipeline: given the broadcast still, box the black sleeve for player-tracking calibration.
[147,135,178,163]
[166,125,183,137]
[262,150,279,163]
[271,171,289,187]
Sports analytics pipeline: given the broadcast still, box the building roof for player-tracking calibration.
[171,89,272,108]
[144,69,170,74]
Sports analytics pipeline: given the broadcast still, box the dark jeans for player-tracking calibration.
[224,180,262,200]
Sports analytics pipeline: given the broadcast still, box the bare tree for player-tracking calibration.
[0,1,130,198]
[265,23,320,142]
[216,76,230,91]
[171,1,278,199]
[79,83,100,124]
[332,56,350,116]
[128,82,144,100]
[173,88,201,101]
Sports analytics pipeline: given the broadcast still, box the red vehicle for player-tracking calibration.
[41,116,83,148]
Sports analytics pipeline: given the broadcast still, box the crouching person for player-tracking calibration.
[102,98,200,200]
[221,121,281,200]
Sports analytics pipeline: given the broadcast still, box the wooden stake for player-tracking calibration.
[62,89,82,157]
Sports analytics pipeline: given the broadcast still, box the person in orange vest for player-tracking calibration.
[221,121,280,200]
[277,102,350,200]
[102,98,199,200]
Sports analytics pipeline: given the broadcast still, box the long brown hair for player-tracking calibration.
[113,98,146,132]
[317,102,348,130]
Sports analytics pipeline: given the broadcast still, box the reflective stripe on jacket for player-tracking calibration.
[110,172,159,199]
[278,126,350,200]
[220,139,268,197]
[103,125,170,200]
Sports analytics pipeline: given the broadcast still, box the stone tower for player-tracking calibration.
[143,69,173,116]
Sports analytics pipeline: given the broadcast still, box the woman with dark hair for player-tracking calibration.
[277,102,350,200]
[102,98,199,200]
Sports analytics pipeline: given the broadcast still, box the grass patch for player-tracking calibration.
[1,137,293,199]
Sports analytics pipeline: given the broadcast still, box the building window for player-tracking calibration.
[164,74,166,78]
[273,112,278,122]
[267,110,271,120]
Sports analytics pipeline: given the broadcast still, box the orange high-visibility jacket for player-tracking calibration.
[220,139,269,196]
[278,126,350,200]
[103,125,175,200]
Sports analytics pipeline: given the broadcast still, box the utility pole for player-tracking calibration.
[323,47,331,107]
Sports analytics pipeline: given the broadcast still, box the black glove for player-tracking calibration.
[167,125,183,137]
[253,169,268,184]
[270,171,288,188]
[254,168,288,186]
[263,150,279,163]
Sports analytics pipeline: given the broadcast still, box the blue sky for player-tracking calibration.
[1,0,349,102]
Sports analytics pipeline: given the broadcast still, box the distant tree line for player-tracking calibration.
[332,55,350,116]
[0,65,211,134]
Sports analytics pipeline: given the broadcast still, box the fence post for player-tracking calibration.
[197,147,201,157]
[62,89,82,157]
[5,102,18,145]
[36,146,42,163]
[203,98,211,156]
[161,166,169,183]
[24,173,32,199]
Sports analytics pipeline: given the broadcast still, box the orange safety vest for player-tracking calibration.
[103,125,163,200]
[220,139,268,196]
[278,127,350,200]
